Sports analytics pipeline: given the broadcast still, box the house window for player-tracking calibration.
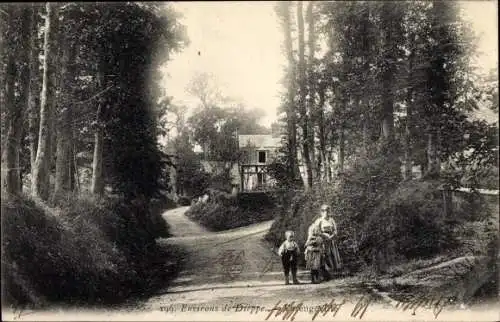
[258,151,266,163]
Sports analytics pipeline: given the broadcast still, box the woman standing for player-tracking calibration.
[308,204,342,280]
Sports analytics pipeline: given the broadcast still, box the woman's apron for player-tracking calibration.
[320,220,342,271]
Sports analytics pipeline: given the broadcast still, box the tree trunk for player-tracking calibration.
[280,1,299,183]
[28,4,39,178]
[306,1,317,182]
[381,3,395,141]
[381,87,394,140]
[48,13,62,191]
[325,152,332,182]
[338,125,345,173]
[403,106,412,180]
[16,7,33,193]
[427,128,440,177]
[72,141,80,191]
[317,84,328,182]
[68,139,75,190]
[91,71,105,196]
[0,6,7,151]
[297,1,312,190]
[404,42,415,181]
[54,37,76,197]
[91,127,104,195]
[361,7,371,153]
[362,115,369,152]
[1,7,25,196]
[32,3,56,200]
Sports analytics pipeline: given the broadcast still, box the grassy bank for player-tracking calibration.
[1,193,181,308]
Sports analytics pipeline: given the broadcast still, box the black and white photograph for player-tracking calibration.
[1,1,498,321]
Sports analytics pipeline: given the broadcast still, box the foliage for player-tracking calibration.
[0,2,188,199]
[185,190,277,231]
[1,194,181,307]
[267,146,492,272]
[77,3,186,200]
[185,72,270,162]
[440,119,498,189]
[210,170,235,194]
[358,181,459,265]
[172,133,211,197]
[266,154,303,189]
[272,1,495,190]
[335,141,403,224]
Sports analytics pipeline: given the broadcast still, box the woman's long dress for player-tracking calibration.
[317,218,342,271]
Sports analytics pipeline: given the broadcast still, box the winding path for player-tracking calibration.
[156,206,287,287]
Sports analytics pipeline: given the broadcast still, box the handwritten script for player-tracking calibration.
[265,300,304,321]
[264,296,373,321]
[311,298,345,320]
[394,293,454,319]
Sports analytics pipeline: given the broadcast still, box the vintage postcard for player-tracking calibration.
[1,1,498,321]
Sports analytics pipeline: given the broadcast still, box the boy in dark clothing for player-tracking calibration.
[278,230,300,285]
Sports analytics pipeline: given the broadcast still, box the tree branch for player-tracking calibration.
[73,85,115,105]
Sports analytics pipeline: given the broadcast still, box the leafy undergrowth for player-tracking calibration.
[185,190,278,231]
[1,194,182,308]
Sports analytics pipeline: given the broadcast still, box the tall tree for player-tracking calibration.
[379,2,397,141]
[419,1,473,177]
[306,1,319,180]
[100,3,186,200]
[186,72,224,159]
[27,4,41,178]
[54,25,77,197]
[90,70,105,196]
[296,1,313,190]
[403,37,416,180]
[275,1,299,184]
[32,3,56,200]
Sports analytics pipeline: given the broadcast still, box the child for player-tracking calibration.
[304,231,323,284]
[278,230,300,285]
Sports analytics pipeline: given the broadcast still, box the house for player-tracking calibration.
[237,134,282,192]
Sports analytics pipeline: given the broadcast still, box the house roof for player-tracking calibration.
[238,134,282,149]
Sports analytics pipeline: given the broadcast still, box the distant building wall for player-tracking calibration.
[237,134,282,192]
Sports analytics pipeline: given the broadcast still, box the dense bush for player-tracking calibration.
[358,181,460,265]
[185,189,277,231]
[207,170,233,193]
[1,194,181,308]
